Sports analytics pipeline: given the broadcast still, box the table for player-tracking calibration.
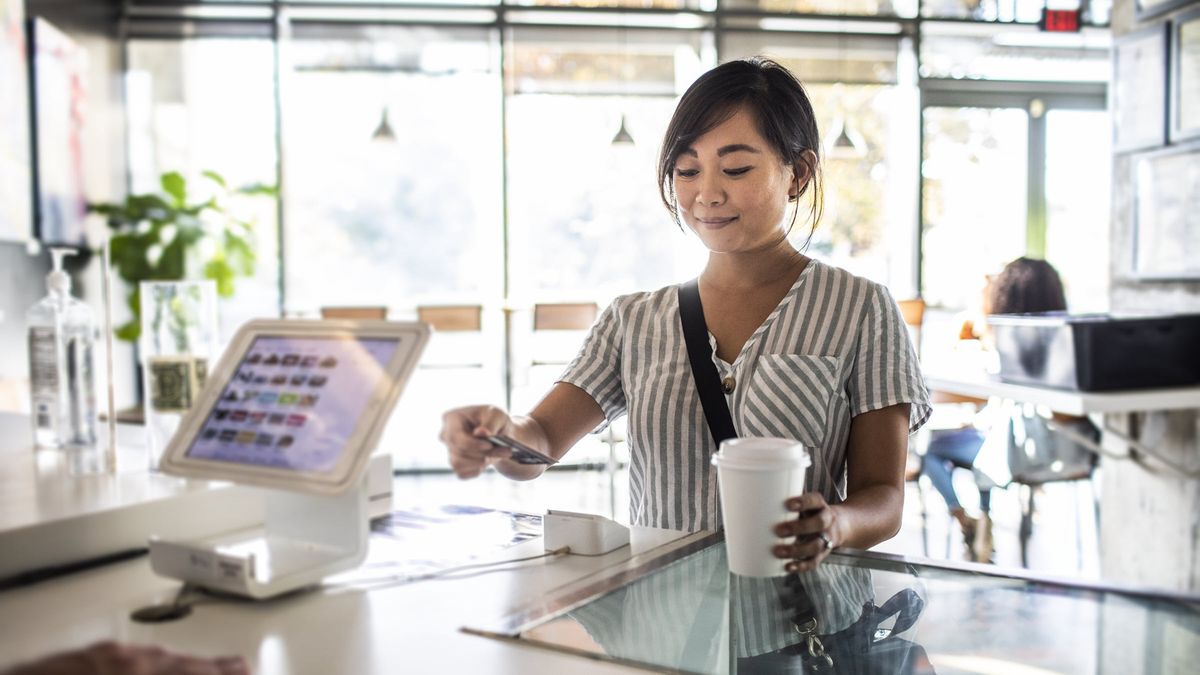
[922,368,1200,590]
[0,517,704,674]
[471,534,1200,674]
[0,413,262,582]
[0,413,681,674]
[3,409,1197,674]
[922,368,1200,478]
[924,369,1200,416]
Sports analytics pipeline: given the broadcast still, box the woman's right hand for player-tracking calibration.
[439,405,517,479]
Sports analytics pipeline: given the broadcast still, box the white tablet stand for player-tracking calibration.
[148,472,370,599]
[144,320,428,600]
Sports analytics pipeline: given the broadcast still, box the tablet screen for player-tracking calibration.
[185,335,401,473]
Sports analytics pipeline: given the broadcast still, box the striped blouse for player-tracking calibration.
[559,258,931,532]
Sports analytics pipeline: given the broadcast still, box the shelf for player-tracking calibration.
[924,371,1200,416]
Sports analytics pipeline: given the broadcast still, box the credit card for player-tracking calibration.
[486,434,557,465]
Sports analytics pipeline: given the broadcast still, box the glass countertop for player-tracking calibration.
[471,533,1200,674]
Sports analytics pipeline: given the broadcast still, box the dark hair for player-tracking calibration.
[988,257,1067,315]
[657,57,823,243]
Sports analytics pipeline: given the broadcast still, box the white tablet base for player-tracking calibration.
[148,475,368,600]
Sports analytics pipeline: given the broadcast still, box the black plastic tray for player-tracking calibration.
[987,313,1200,391]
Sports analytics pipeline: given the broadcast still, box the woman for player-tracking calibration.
[922,256,1084,562]
[440,58,930,573]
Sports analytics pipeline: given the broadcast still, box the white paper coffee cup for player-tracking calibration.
[711,437,811,578]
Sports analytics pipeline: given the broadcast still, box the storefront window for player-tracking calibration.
[505,26,709,304]
[125,39,280,342]
[721,30,918,296]
[282,24,503,314]
[921,106,1029,310]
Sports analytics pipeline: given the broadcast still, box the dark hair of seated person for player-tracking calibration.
[987,257,1067,315]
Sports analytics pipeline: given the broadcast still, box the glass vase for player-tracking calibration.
[140,280,218,471]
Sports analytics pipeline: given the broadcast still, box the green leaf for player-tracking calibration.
[157,238,188,280]
[111,234,152,283]
[129,286,141,316]
[101,169,275,341]
[204,259,236,297]
[161,172,187,208]
[237,183,279,197]
[87,203,121,216]
[201,170,227,189]
[116,321,140,342]
[223,231,256,276]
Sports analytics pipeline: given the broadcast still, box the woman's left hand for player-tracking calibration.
[773,493,840,573]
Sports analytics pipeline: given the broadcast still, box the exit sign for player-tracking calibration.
[1040,8,1082,32]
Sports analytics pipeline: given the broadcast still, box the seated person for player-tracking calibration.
[922,257,1095,562]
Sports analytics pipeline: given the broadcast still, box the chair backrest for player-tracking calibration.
[417,305,483,332]
[1006,411,1099,485]
[320,306,388,320]
[533,302,599,331]
[897,298,925,328]
[896,298,925,356]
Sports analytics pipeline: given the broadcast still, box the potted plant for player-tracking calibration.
[87,170,277,342]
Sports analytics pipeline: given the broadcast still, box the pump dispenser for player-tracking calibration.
[27,247,98,449]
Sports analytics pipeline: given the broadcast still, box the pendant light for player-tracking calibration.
[827,36,866,160]
[611,23,635,146]
[371,106,396,142]
[611,114,635,145]
[828,117,866,160]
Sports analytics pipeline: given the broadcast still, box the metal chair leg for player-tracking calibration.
[603,427,617,521]
[1019,484,1035,568]
[1073,480,1085,572]
[916,475,930,558]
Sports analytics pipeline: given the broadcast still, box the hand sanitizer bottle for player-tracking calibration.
[27,247,98,449]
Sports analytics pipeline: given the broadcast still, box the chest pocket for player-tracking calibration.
[740,354,840,448]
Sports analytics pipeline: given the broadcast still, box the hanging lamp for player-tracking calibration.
[611,24,635,146]
[611,113,635,145]
[828,119,866,159]
[371,106,396,142]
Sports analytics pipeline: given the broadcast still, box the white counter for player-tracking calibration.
[0,521,699,673]
[0,413,264,581]
[0,412,695,673]
[925,370,1200,416]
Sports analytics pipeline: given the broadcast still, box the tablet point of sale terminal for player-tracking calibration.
[144,319,428,601]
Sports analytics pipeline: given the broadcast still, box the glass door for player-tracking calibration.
[920,89,1110,308]
[920,104,1030,312]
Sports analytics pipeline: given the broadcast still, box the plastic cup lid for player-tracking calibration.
[711,437,811,469]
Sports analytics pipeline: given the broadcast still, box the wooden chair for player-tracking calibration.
[531,301,623,515]
[531,302,598,368]
[417,305,483,333]
[897,298,925,355]
[320,306,388,320]
[532,302,598,332]
[415,305,485,370]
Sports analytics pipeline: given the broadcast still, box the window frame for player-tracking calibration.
[917,78,1107,306]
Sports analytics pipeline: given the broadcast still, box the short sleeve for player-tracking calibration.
[847,284,931,433]
[557,300,628,428]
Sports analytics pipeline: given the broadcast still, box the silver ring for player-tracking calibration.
[818,532,833,551]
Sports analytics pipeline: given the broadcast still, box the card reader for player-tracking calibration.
[543,509,630,555]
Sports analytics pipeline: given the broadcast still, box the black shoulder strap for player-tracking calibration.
[678,279,737,446]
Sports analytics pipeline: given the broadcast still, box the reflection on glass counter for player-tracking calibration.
[473,534,1200,674]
